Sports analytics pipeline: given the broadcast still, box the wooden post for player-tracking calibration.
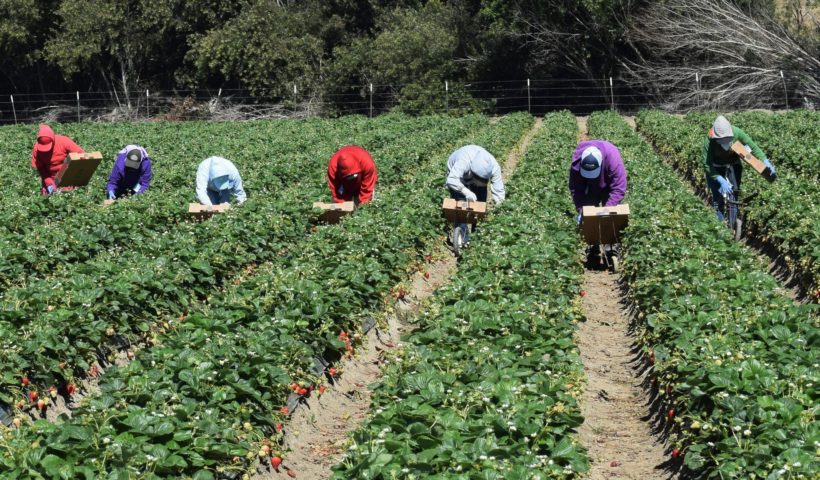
[445,80,449,113]
[527,79,531,113]
[10,95,16,125]
[780,71,789,109]
[609,77,615,111]
[76,91,80,122]
[369,83,373,118]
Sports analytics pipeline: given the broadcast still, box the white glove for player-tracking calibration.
[133,184,141,193]
[461,187,477,202]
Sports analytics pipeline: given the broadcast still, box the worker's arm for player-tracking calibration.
[445,155,469,193]
[106,155,123,194]
[733,127,767,161]
[31,148,55,188]
[357,159,377,204]
[568,169,586,211]
[489,162,505,204]
[702,138,720,181]
[62,136,84,155]
[327,153,343,203]
[136,159,153,194]
[232,171,247,204]
[195,162,212,205]
[604,148,627,207]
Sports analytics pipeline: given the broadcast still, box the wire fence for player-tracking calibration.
[0,76,809,125]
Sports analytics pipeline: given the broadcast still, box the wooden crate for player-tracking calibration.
[55,152,103,187]
[581,204,630,245]
[188,202,231,220]
[313,201,355,224]
[730,142,776,182]
[441,198,487,223]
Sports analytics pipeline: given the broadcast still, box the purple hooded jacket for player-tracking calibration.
[106,145,153,196]
[569,140,627,211]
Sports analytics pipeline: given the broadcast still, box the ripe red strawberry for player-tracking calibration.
[667,408,675,420]
[280,406,289,415]
[672,448,681,460]
[396,288,406,300]
[287,469,296,478]
[579,290,586,297]
[328,367,337,377]
[21,376,29,386]
[271,456,282,471]
[648,351,655,365]
[66,384,76,396]
[37,399,46,411]
[290,383,298,392]
[29,391,38,403]
[424,272,430,279]
[319,385,326,395]
[275,423,283,432]
[297,387,307,396]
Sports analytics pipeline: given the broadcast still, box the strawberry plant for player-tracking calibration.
[636,109,820,296]
[589,110,818,479]
[332,112,589,479]
[0,114,532,478]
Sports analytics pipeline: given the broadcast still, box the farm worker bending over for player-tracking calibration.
[703,115,774,221]
[106,145,153,199]
[445,145,505,246]
[569,140,627,225]
[327,145,378,205]
[195,156,247,206]
[31,124,84,196]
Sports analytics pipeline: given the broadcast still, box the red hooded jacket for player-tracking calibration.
[327,146,377,204]
[31,124,84,189]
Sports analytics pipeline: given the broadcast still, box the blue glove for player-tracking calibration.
[716,176,733,196]
[576,213,582,226]
[762,158,775,174]
[46,185,56,194]
[107,190,116,200]
[133,184,142,193]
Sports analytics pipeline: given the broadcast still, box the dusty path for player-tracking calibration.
[258,119,545,480]
[577,271,670,479]
[575,116,670,479]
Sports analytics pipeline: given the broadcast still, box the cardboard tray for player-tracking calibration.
[188,203,230,220]
[313,201,355,224]
[55,152,103,188]
[730,142,776,182]
[581,204,630,245]
[441,198,487,223]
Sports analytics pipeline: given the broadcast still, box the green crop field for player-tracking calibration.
[0,110,816,480]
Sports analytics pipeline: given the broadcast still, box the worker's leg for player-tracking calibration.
[706,174,725,222]
[448,187,470,246]
[207,190,223,205]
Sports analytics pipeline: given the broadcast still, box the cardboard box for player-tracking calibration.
[730,142,776,182]
[581,204,630,245]
[188,202,230,220]
[102,199,116,206]
[313,201,355,224]
[55,152,103,187]
[441,198,487,223]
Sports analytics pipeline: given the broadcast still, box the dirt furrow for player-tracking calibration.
[257,118,544,480]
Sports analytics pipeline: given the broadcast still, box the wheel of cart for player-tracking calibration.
[442,198,487,258]
[580,204,630,273]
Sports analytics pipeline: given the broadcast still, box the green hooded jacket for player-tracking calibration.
[702,125,766,181]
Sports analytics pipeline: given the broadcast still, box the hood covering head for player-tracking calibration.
[579,146,603,179]
[208,157,234,191]
[470,155,494,183]
[337,153,360,178]
[124,145,145,169]
[711,116,735,150]
[36,124,55,153]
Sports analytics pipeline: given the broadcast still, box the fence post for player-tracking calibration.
[527,79,531,113]
[695,73,700,110]
[10,95,17,125]
[609,77,615,111]
[369,83,373,118]
[445,80,449,113]
[780,71,789,109]
[146,90,150,117]
[76,91,80,122]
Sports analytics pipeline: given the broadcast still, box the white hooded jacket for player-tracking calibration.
[196,156,247,205]
[445,145,505,203]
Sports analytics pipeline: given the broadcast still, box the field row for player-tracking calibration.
[0,114,535,478]
[636,110,820,296]
[591,111,818,479]
[330,112,588,479]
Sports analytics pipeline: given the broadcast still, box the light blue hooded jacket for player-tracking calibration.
[446,145,505,203]
[195,156,247,205]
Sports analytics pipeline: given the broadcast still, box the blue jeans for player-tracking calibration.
[208,189,232,205]
[706,163,742,222]
[448,185,488,244]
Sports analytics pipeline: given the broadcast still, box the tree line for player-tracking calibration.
[0,0,817,115]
